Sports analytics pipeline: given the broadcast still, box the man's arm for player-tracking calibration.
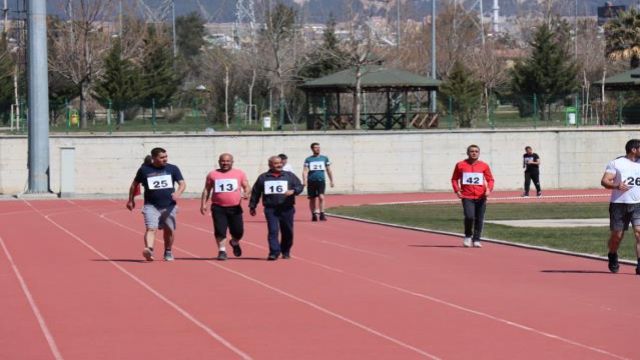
[249,176,263,215]
[241,179,251,199]
[451,164,462,197]
[173,180,186,200]
[200,179,212,215]
[484,165,495,196]
[302,166,309,186]
[126,180,139,210]
[326,165,334,187]
[601,171,626,191]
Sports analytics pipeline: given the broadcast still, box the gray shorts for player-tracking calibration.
[609,203,640,231]
[142,204,177,231]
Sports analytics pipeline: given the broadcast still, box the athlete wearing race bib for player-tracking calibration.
[451,144,495,248]
[600,139,640,275]
[200,153,250,260]
[127,147,186,262]
[249,156,304,260]
[303,142,334,222]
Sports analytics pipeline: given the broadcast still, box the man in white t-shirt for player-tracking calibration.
[600,139,640,275]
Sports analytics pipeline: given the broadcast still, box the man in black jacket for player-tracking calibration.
[249,156,304,260]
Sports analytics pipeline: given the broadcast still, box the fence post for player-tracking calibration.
[322,96,327,131]
[533,94,538,129]
[447,96,453,130]
[278,99,285,130]
[65,98,70,134]
[617,93,623,127]
[575,95,580,128]
[107,100,113,135]
[489,95,495,130]
[152,98,157,133]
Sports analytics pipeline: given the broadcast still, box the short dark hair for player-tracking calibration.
[625,139,640,154]
[525,146,532,151]
[143,155,152,165]
[151,147,166,157]
[278,153,288,160]
[467,144,480,153]
[310,142,320,148]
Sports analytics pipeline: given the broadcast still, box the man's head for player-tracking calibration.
[268,155,283,172]
[525,146,533,155]
[218,153,234,171]
[278,153,288,166]
[466,145,480,161]
[625,139,640,156]
[310,142,320,155]
[150,147,168,167]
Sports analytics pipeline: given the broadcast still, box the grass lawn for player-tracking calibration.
[329,202,639,261]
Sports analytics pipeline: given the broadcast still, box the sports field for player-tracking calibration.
[0,190,637,359]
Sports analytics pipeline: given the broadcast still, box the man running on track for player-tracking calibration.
[600,139,640,275]
[302,142,334,221]
[451,144,495,248]
[127,147,186,261]
[200,153,251,260]
[522,146,542,197]
[249,156,304,260]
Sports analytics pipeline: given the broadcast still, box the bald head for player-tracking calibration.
[218,153,234,171]
[268,155,283,172]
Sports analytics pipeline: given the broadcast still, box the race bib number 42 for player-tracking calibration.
[309,161,326,171]
[147,174,173,190]
[264,180,288,194]
[214,179,238,193]
[462,172,484,186]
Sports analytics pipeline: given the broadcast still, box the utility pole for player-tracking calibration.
[172,0,177,57]
[26,0,50,193]
[396,0,401,48]
[430,0,437,113]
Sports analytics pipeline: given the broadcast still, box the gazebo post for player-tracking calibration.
[386,89,392,130]
[336,91,341,128]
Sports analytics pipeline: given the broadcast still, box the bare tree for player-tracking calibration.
[202,46,233,128]
[469,39,509,117]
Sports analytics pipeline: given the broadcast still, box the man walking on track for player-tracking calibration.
[200,153,251,260]
[522,146,542,197]
[249,156,304,260]
[302,142,334,222]
[600,139,640,275]
[451,144,495,248]
[127,147,186,261]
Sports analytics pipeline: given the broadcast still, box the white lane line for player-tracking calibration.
[24,201,253,360]
[318,239,391,258]
[181,219,630,359]
[0,236,64,360]
[98,213,440,359]
[371,193,608,206]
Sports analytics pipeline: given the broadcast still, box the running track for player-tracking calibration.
[0,190,637,360]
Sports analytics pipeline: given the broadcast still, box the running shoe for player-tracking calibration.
[472,241,482,248]
[522,193,529,198]
[282,252,291,259]
[163,250,174,262]
[267,253,280,261]
[319,212,327,221]
[217,250,228,261]
[230,240,242,257]
[536,192,542,198]
[636,266,640,275]
[608,253,619,273]
[142,248,154,261]
[312,213,318,222]
[463,237,472,247]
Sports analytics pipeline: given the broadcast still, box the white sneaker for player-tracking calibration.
[472,241,482,248]
[142,248,154,261]
[463,237,472,247]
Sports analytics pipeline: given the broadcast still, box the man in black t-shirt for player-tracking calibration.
[522,146,541,197]
[127,147,186,261]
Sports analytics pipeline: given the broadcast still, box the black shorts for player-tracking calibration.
[609,203,640,231]
[307,180,326,198]
[211,205,244,240]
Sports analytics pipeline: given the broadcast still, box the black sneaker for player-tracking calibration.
[319,212,327,221]
[536,191,542,198]
[312,213,318,222]
[230,241,242,257]
[636,267,640,275]
[282,252,290,259]
[217,251,228,261]
[608,253,619,273]
[267,253,280,261]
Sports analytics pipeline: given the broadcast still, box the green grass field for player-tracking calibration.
[329,202,639,261]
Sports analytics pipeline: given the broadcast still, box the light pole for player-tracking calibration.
[430,0,437,113]
[172,0,177,58]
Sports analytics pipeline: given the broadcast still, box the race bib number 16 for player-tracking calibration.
[264,180,288,194]
[462,172,484,186]
[147,174,173,190]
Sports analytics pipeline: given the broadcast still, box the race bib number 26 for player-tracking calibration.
[264,180,288,194]
[147,174,173,190]
[462,172,484,186]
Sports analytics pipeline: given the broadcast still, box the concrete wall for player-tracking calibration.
[1,128,639,195]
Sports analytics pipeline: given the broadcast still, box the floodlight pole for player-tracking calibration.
[26,0,50,193]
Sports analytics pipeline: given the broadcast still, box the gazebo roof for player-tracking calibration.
[299,65,441,92]
[594,67,640,90]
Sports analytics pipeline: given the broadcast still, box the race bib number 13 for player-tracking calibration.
[147,174,173,190]
[214,179,238,193]
[264,180,288,194]
[462,172,484,186]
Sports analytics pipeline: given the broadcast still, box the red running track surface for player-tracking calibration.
[0,191,635,360]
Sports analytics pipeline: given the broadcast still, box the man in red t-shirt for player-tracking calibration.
[451,144,495,248]
[200,153,251,260]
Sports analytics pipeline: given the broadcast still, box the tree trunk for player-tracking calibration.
[118,110,124,125]
[601,68,606,125]
[80,81,89,129]
[224,66,230,128]
[352,67,362,129]
[248,68,256,125]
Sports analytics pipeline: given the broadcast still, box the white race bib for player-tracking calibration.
[264,180,288,194]
[462,172,484,186]
[621,169,640,187]
[309,161,326,171]
[214,179,238,193]
[147,174,173,190]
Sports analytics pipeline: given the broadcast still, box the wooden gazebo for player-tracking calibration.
[299,66,441,130]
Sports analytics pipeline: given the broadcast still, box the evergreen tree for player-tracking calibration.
[93,40,141,124]
[605,8,640,69]
[298,14,348,79]
[440,61,483,128]
[0,39,14,124]
[176,12,206,61]
[511,23,577,121]
[138,35,181,109]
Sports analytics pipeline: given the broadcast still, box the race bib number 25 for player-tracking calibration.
[462,172,484,186]
[147,174,173,190]
[264,180,288,194]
